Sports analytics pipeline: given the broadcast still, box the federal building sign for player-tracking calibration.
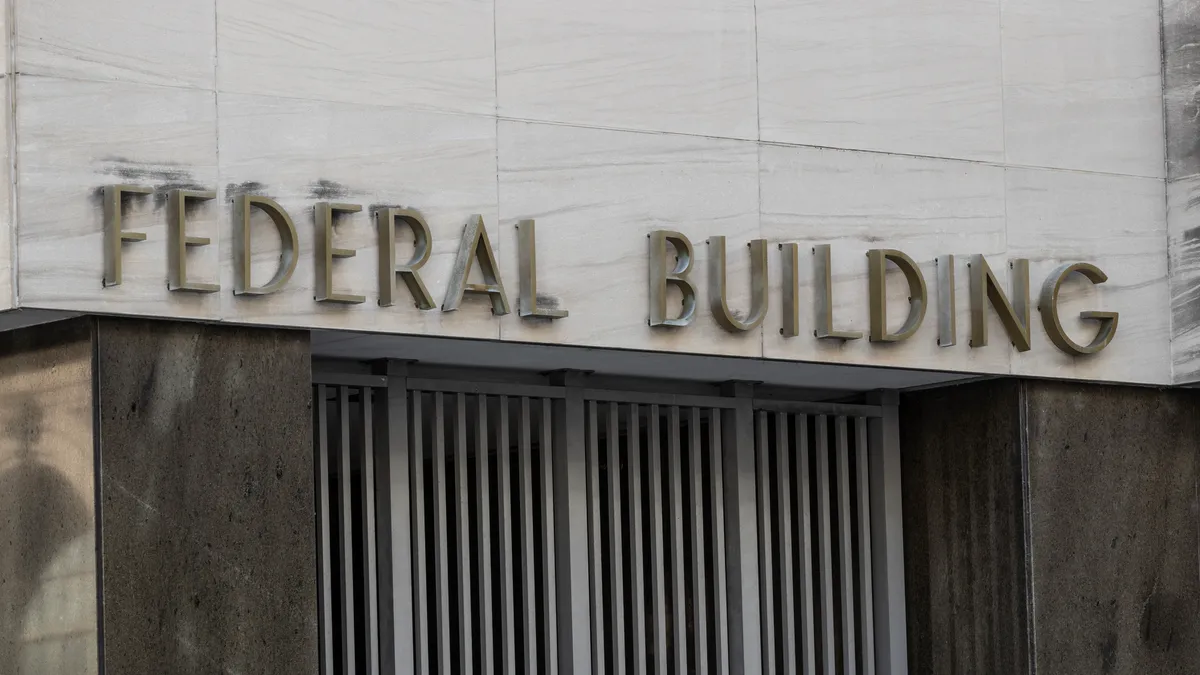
[101,185,1118,358]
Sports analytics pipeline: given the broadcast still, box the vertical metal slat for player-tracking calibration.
[709,409,730,675]
[756,411,776,675]
[337,386,358,675]
[667,406,687,674]
[362,389,380,675]
[628,404,648,675]
[411,393,431,675]
[433,392,452,673]
[796,416,816,675]
[478,396,495,675]
[314,386,335,675]
[497,396,517,675]
[689,407,708,675]
[540,399,560,674]
[456,394,475,674]
[776,413,797,675]
[836,417,858,675]
[586,402,606,675]
[518,397,538,675]
[647,405,669,675]
[855,416,877,675]
[815,416,836,675]
[607,402,627,674]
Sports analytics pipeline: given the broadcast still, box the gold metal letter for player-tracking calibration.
[234,194,299,296]
[103,184,153,287]
[781,243,800,338]
[936,254,956,347]
[376,207,435,310]
[969,255,1031,351]
[867,249,927,342]
[1038,262,1118,356]
[709,236,768,332]
[649,230,697,327]
[442,215,510,315]
[813,244,862,340]
[517,219,567,319]
[314,202,365,304]
[167,189,219,293]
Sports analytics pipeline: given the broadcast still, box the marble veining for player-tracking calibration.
[1002,0,1164,177]
[216,0,495,116]
[757,0,1004,161]
[16,0,215,88]
[496,0,758,139]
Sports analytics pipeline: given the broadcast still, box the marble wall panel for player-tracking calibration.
[497,121,762,356]
[216,0,495,115]
[16,0,215,88]
[17,77,220,319]
[0,77,12,311]
[495,0,758,139]
[1164,0,1200,180]
[216,93,500,339]
[1006,169,1169,384]
[756,0,1004,161]
[1001,0,1164,177]
[760,144,1012,375]
[1168,176,1200,382]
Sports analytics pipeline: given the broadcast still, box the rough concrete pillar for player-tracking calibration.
[94,318,317,675]
[900,379,1200,674]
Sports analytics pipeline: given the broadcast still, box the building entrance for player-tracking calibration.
[312,363,906,675]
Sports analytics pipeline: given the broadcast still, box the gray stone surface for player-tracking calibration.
[1026,382,1200,675]
[0,319,98,675]
[95,318,316,675]
[900,379,1032,675]
[901,379,1200,675]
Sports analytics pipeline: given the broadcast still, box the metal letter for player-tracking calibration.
[315,202,365,304]
[649,230,697,327]
[233,194,299,295]
[1038,262,1119,356]
[103,184,153,287]
[517,219,568,319]
[167,189,219,293]
[709,236,768,332]
[936,255,956,347]
[442,215,510,315]
[781,243,801,338]
[376,207,435,309]
[813,244,863,340]
[867,249,927,342]
[969,255,1031,351]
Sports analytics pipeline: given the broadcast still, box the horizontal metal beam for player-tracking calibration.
[312,371,389,388]
[751,399,882,418]
[406,378,566,399]
[582,388,738,409]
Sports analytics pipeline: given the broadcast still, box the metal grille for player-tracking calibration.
[314,384,380,675]
[583,402,729,675]
[313,369,907,675]
[755,413,875,675]
[407,391,559,675]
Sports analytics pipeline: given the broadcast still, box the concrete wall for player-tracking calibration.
[1,0,1171,384]
[901,379,1200,674]
[0,317,319,675]
[94,318,317,675]
[0,320,97,675]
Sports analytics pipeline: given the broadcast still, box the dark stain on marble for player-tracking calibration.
[308,179,351,201]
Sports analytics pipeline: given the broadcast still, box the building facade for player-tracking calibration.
[1,0,1198,674]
